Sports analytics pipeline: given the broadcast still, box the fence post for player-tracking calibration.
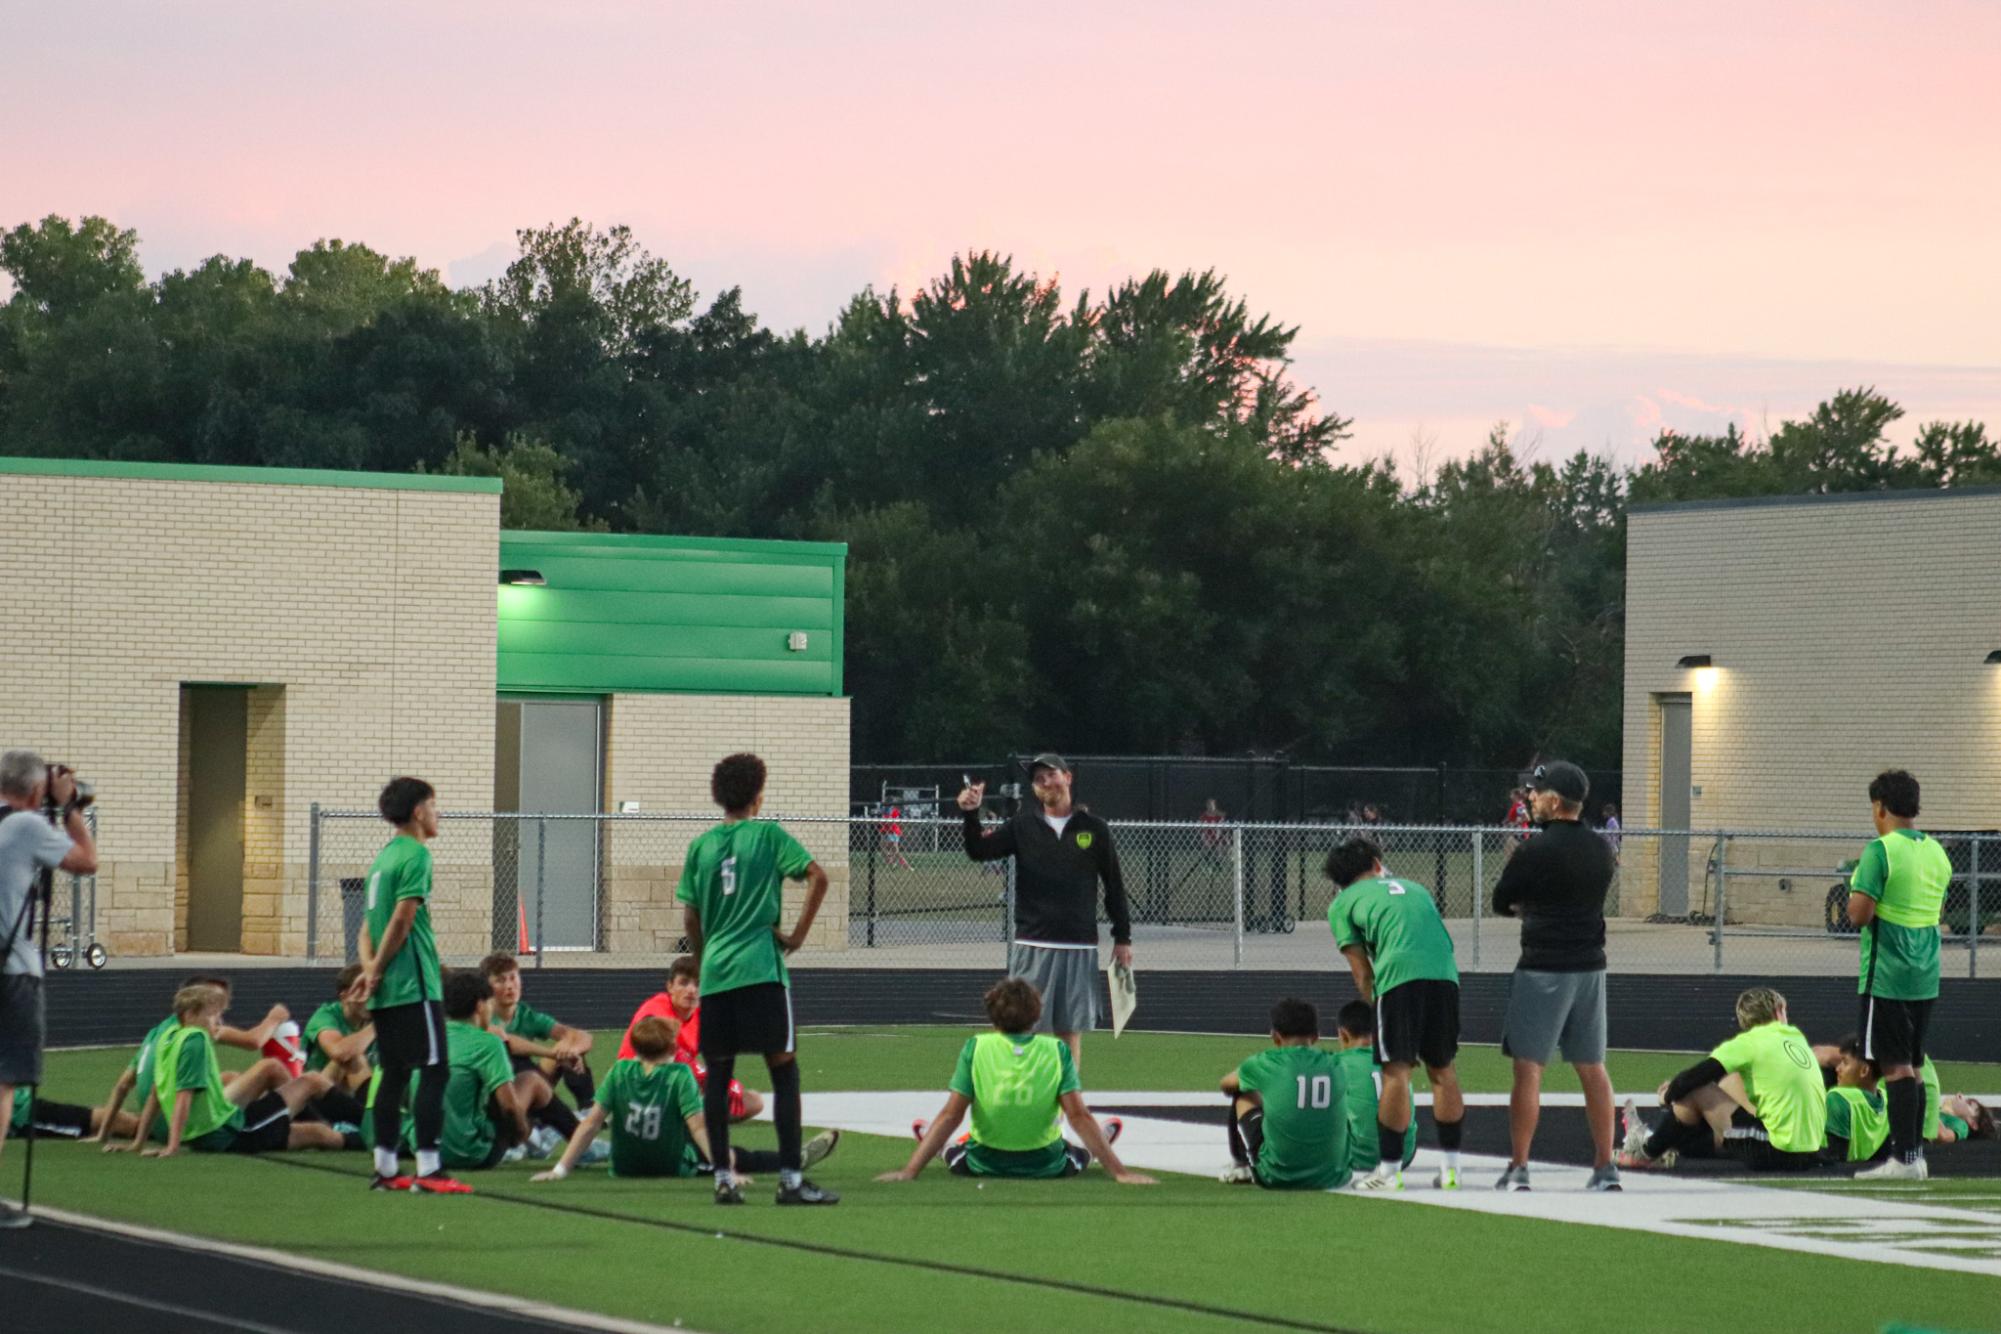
[865,819,879,948]
[1712,833,1730,975]
[1434,764,1448,904]
[1971,834,1982,981]
[1004,858,1016,967]
[1232,825,1246,969]
[1469,829,1483,971]
[535,817,548,970]
[306,802,321,963]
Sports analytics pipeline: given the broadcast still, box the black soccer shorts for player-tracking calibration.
[698,982,795,1060]
[373,999,448,1069]
[1375,978,1460,1069]
[1861,994,1933,1069]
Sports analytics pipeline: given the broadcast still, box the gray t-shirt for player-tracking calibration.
[0,810,73,978]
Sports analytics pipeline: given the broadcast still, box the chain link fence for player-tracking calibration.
[306,808,1995,977]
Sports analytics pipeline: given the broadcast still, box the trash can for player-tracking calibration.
[340,877,366,961]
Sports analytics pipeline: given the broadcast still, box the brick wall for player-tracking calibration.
[0,473,498,957]
[1621,489,2001,922]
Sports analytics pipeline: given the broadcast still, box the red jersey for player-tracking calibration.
[617,993,688,1061]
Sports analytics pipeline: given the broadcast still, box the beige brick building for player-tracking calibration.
[1621,487,2001,925]
[0,458,850,962]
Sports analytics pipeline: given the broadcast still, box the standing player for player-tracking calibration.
[958,754,1133,1072]
[616,956,766,1121]
[1323,837,1466,1190]
[679,753,836,1205]
[1847,769,1950,1180]
[1219,998,1350,1191]
[1492,761,1621,1192]
[357,777,465,1194]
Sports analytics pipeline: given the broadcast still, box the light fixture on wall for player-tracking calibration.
[499,569,546,586]
[1986,650,2001,665]
[1676,654,1713,669]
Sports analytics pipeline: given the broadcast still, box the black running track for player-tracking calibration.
[1095,1102,2001,1179]
[0,1215,613,1334]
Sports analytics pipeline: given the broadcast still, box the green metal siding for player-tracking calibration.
[497,531,845,697]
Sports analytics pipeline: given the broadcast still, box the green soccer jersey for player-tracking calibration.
[599,1058,705,1178]
[493,1001,557,1043]
[302,1000,369,1073]
[156,1025,245,1147]
[364,835,443,1011]
[948,1031,1079,1178]
[1235,1045,1351,1190]
[1710,1022,1826,1154]
[1851,829,1949,1001]
[409,1020,516,1169]
[129,1013,178,1087]
[1825,1085,1889,1161]
[1333,1045,1416,1174]
[678,820,814,997]
[8,1086,28,1134]
[1327,876,1459,996]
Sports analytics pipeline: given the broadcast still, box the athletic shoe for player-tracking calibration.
[802,1129,841,1169]
[1102,1116,1124,1145]
[1433,1167,1461,1190]
[1856,1156,1928,1181]
[579,1138,612,1166]
[0,1201,32,1230]
[1620,1099,1651,1158]
[775,1178,841,1205]
[1586,1164,1623,1192]
[412,1172,474,1195]
[715,1177,745,1205]
[500,1144,529,1165]
[1351,1163,1402,1191]
[1495,1163,1531,1191]
[527,1124,565,1159]
[1219,1162,1255,1184]
[368,1173,416,1191]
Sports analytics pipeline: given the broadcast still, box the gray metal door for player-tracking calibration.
[186,686,248,952]
[498,699,602,950]
[1657,693,1692,917]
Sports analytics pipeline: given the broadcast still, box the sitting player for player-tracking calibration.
[12,1086,139,1144]
[617,955,766,1122]
[531,1016,837,1183]
[304,964,377,1091]
[1820,1035,1890,1165]
[1618,986,1825,1172]
[118,983,346,1157]
[1328,1000,1415,1180]
[1934,1094,1994,1144]
[83,974,288,1143]
[481,953,596,1123]
[876,978,1152,1185]
[1218,997,1351,1191]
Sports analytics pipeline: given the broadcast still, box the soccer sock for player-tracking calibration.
[373,1146,400,1178]
[417,1148,442,1177]
[537,1096,580,1138]
[771,1058,804,1179]
[705,1057,736,1181]
[1435,1116,1463,1170]
[315,1087,365,1127]
[372,1064,411,1171]
[1226,1103,1250,1164]
[412,1062,448,1154]
[1886,1076,1922,1163]
[1643,1114,1707,1160]
[732,1148,783,1172]
[561,1061,596,1111]
[1376,1121,1405,1172]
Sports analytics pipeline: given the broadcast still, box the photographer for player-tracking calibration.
[0,749,97,1228]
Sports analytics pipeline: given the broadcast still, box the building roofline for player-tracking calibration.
[1629,484,2001,517]
[502,529,848,558]
[0,456,503,494]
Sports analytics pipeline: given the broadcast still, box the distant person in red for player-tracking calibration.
[1199,798,1227,855]
[617,955,765,1121]
[1503,787,1531,835]
[882,805,912,869]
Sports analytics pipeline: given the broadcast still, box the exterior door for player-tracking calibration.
[185,686,248,951]
[495,697,602,950]
[1657,693,1693,917]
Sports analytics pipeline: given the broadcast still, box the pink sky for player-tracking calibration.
[6,0,1998,465]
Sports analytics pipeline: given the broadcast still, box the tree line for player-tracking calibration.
[4,215,1994,767]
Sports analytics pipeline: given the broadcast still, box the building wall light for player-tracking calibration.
[1986,650,2001,665]
[1676,654,1713,669]
[500,569,546,586]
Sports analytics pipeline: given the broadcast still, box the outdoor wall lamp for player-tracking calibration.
[499,569,546,586]
[1676,654,1713,669]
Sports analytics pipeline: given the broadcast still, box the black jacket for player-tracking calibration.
[962,807,1131,946]
[1491,818,1616,972]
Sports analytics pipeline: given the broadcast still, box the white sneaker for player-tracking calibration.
[579,1137,612,1166]
[802,1129,841,1169]
[1855,1156,1928,1181]
[528,1125,565,1159]
[500,1143,529,1165]
[1351,1163,1402,1191]
[1219,1163,1255,1184]
[1620,1099,1651,1158]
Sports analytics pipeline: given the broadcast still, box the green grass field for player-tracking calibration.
[14,1031,2001,1334]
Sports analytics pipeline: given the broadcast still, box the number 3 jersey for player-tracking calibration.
[1235,1045,1352,1190]
[600,1057,705,1178]
[676,820,815,996]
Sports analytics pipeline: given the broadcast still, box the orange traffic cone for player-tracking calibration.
[517,896,534,954]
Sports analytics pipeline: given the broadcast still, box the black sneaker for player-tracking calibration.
[715,1177,744,1205]
[0,1201,32,1230]
[775,1178,840,1205]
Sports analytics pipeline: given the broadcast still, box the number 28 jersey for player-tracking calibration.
[600,1058,705,1178]
[1235,1045,1351,1190]
[677,820,814,996]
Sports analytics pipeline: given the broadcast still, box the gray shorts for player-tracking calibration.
[1007,943,1099,1034]
[0,973,46,1086]
[1501,968,1606,1066]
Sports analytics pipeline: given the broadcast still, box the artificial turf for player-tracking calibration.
[9,1031,2001,1334]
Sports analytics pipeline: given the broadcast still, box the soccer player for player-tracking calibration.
[532,1016,836,1183]
[679,752,837,1205]
[82,974,289,1143]
[1328,1000,1416,1180]
[616,955,766,1121]
[302,964,376,1093]
[1218,998,1350,1191]
[118,983,346,1157]
[1617,986,1824,1172]
[1847,769,1949,1180]
[12,1086,138,1144]
[357,776,461,1194]
[1820,1035,1890,1165]
[1323,836,1467,1191]
[877,977,1151,1185]
[481,952,595,1151]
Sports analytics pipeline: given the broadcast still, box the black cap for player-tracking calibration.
[1026,752,1071,776]
[1527,761,1589,804]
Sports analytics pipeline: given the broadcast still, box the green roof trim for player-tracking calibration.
[0,456,503,495]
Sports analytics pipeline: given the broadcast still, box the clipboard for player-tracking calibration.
[1107,960,1137,1037]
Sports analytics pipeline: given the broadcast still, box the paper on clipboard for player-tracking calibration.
[1107,960,1137,1036]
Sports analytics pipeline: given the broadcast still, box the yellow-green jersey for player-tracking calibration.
[1825,1085,1889,1161]
[128,1013,179,1088]
[1851,829,1950,1001]
[599,1058,705,1178]
[155,1024,245,1149]
[1710,1022,1825,1154]
[364,835,441,1010]
[948,1031,1079,1178]
[1234,1045,1351,1190]
[1333,1045,1415,1175]
[677,820,813,996]
[1922,1056,1942,1139]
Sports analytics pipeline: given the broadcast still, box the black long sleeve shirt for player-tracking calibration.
[963,807,1132,946]
[1490,818,1617,972]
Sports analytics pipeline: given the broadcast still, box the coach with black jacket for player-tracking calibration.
[959,754,1131,1070]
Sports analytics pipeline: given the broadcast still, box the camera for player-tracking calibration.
[44,764,94,812]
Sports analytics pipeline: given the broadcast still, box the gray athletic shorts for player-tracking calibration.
[0,973,46,1086]
[1007,943,1099,1034]
[1501,968,1606,1066]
